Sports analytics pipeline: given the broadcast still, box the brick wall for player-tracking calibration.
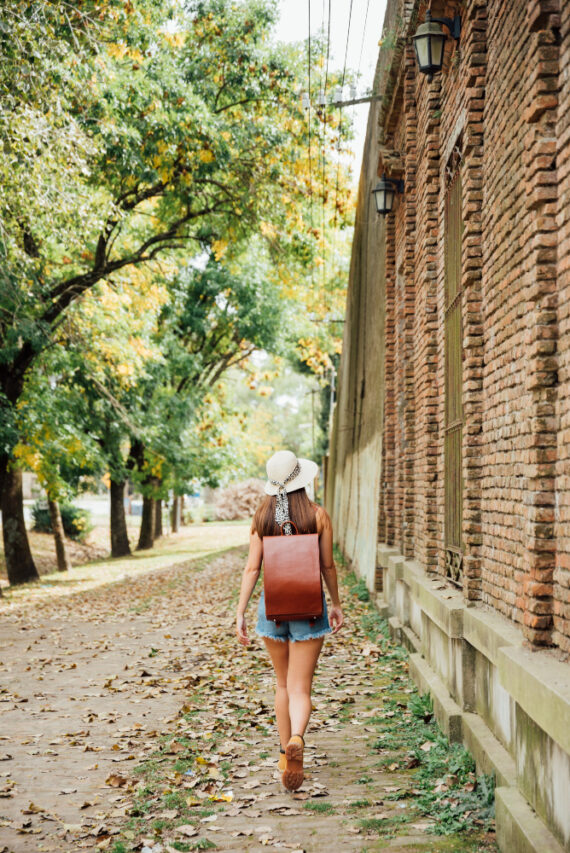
[555,0,570,652]
[353,0,569,650]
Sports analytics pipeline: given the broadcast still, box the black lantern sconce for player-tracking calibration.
[412,9,461,82]
[372,174,405,216]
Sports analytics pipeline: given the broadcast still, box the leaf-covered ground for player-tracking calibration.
[0,526,498,852]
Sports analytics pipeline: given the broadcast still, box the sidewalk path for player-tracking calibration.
[0,538,498,852]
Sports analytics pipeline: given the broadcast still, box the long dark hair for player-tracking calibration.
[252,488,317,538]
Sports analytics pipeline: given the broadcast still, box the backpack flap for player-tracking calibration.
[262,532,322,622]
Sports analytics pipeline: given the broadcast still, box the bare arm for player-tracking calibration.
[316,507,344,633]
[236,529,263,645]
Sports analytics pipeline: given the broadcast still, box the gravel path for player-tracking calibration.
[0,540,497,853]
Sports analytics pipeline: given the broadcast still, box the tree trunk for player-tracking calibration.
[110,479,131,557]
[1,467,39,584]
[137,496,155,550]
[154,498,163,538]
[47,497,71,572]
[171,496,180,533]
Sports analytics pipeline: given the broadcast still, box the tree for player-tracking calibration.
[124,249,288,547]
[0,0,354,581]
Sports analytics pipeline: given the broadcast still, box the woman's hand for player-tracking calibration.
[329,605,344,634]
[236,612,249,646]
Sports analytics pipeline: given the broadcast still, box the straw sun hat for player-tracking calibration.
[264,450,319,496]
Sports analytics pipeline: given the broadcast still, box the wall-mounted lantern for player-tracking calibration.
[372,174,404,216]
[412,9,461,82]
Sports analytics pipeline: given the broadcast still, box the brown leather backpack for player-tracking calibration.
[262,521,323,623]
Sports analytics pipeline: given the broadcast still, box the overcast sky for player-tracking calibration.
[274,0,388,179]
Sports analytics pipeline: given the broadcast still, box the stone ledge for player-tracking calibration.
[388,615,402,643]
[401,624,421,655]
[377,544,399,568]
[498,646,570,756]
[495,787,565,853]
[462,712,517,788]
[375,596,389,620]
[409,653,463,743]
[387,554,405,579]
[463,606,521,667]
[409,570,464,638]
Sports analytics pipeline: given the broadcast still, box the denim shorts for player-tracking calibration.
[255,588,332,642]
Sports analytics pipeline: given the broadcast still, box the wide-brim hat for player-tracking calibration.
[264,450,319,496]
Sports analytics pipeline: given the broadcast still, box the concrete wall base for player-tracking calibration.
[374,542,570,853]
[409,653,463,743]
[496,788,565,853]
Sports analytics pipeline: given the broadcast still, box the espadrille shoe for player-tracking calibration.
[282,734,304,791]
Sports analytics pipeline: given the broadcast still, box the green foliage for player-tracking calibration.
[0,0,356,583]
[31,502,93,542]
[408,692,434,723]
[370,674,495,837]
[303,801,335,814]
[360,610,390,642]
[346,571,370,602]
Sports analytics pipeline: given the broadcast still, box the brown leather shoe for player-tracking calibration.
[278,749,287,772]
[282,734,304,791]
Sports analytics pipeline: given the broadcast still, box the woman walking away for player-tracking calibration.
[235,450,344,791]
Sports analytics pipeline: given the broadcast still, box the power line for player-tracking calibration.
[331,0,355,303]
[357,0,372,81]
[307,0,314,291]
[341,0,354,87]
[320,0,331,307]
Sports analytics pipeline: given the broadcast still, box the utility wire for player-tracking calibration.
[341,0,354,87]
[320,0,331,307]
[330,0,355,305]
[357,0,372,82]
[307,0,314,291]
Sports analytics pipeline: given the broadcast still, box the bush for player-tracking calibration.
[214,478,265,520]
[31,501,93,542]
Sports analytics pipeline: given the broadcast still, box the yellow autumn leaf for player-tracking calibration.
[210,791,233,803]
[198,149,215,163]
[212,239,228,261]
[108,43,128,60]
[164,32,186,48]
[259,221,276,239]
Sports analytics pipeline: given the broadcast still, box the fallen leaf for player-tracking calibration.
[176,825,198,837]
[21,802,44,814]
[105,774,127,788]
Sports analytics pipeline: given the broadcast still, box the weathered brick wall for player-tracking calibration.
[338,0,570,650]
[555,0,570,653]
[479,0,560,644]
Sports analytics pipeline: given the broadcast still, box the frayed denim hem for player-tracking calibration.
[290,627,332,642]
[255,627,332,642]
[255,630,288,642]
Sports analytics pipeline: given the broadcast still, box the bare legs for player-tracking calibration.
[287,637,324,735]
[263,637,324,746]
[263,639,290,749]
